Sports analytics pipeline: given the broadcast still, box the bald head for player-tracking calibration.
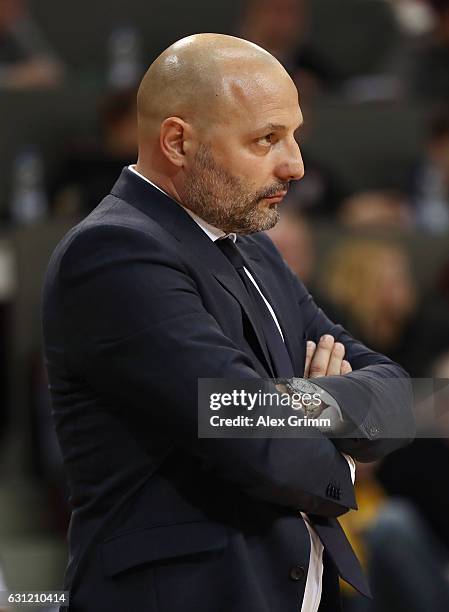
[134,33,304,236]
[137,33,291,134]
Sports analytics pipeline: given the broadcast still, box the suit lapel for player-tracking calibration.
[110,168,275,377]
[169,216,276,377]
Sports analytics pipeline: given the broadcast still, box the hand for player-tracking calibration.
[304,335,352,378]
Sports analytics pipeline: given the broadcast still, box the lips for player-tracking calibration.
[264,191,288,202]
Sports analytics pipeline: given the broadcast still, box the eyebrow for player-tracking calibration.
[265,123,287,131]
[257,120,304,134]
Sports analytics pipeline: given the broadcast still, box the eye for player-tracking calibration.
[258,133,275,146]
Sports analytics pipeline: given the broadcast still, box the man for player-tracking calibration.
[42,34,413,611]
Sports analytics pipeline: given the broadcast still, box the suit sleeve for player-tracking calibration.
[256,233,415,462]
[59,224,356,516]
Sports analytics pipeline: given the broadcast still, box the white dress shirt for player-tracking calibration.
[128,165,356,611]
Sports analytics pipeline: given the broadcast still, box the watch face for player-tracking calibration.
[290,378,318,395]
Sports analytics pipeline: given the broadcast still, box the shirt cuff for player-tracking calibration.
[342,453,356,484]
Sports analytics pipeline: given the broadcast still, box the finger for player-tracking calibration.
[326,342,345,376]
[309,334,335,378]
[340,360,352,375]
[304,341,316,378]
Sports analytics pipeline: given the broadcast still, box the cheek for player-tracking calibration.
[237,156,274,192]
[211,141,273,193]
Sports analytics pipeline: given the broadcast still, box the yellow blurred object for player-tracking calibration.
[338,477,386,594]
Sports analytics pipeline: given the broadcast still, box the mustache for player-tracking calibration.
[258,182,290,199]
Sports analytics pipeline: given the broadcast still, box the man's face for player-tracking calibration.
[182,68,304,234]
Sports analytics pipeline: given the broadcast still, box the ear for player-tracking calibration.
[159,117,190,167]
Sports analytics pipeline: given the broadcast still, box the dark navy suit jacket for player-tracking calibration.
[41,168,413,611]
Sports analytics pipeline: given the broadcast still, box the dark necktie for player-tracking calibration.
[216,237,294,377]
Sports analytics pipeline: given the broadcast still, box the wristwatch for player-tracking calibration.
[277,377,343,422]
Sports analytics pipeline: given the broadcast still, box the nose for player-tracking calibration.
[277,140,305,182]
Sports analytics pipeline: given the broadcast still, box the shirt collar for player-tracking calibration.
[128,165,236,243]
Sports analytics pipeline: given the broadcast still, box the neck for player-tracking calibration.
[134,161,183,204]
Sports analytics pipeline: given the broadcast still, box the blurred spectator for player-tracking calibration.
[0,0,64,89]
[318,239,419,369]
[265,207,349,323]
[410,110,449,233]
[338,190,413,230]
[237,0,337,98]
[319,237,449,376]
[406,0,449,100]
[50,87,138,216]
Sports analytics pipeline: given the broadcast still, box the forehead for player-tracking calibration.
[220,69,302,131]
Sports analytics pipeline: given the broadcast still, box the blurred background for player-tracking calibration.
[0,0,449,610]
